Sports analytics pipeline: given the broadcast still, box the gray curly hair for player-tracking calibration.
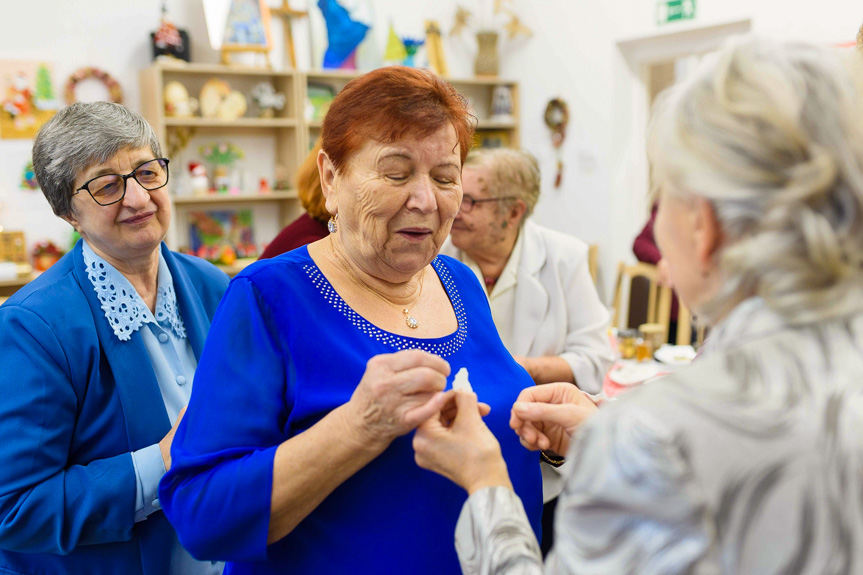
[649,37,863,326]
[32,102,162,218]
[463,148,541,224]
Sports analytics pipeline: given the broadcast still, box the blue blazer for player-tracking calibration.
[0,241,228,575]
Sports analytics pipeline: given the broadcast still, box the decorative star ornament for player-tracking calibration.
[451,6,472,36]
[504,14,532,39]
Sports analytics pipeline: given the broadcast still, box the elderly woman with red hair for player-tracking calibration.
[159,67,542,574]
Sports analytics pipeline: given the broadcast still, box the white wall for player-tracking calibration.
[1,0,860,298]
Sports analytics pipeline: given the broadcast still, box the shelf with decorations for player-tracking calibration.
[300,70,520,152]
[140,61,304,261]
[172,189,298,205]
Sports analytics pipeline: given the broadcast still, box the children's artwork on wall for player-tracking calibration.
[0,60,60,140]
[20,159,38,190]
[188,209,258,264]
[224,0,272,47]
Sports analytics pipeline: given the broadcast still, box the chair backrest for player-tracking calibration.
[675,302,707,348]
[611,261,672,340]
[587,244,599,284]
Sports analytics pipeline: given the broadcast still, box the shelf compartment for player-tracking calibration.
[173,190,298,205]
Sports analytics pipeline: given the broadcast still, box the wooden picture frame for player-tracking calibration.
[217,0,274,66]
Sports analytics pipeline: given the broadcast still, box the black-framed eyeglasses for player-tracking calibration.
[74,158,170,206]
[459,195,518,213]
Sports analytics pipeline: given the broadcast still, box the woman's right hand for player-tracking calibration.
[509,383,599,456]
[342,349,451,450]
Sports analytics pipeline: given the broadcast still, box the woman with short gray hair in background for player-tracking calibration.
[0,102,228,574]
[414,37,863,573]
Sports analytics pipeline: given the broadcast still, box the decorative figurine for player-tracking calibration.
[401,37,424,67]
[151,2,191,61]
[32,240,64,271]
[164,81,198,118]
[200,78,247,121]
[250,82,286,118]
[189,162,210,196]
[490,85,513,121]
[258,177,272,194]
[274,164,291,191]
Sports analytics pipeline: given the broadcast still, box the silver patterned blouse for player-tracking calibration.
[455,297,863,574]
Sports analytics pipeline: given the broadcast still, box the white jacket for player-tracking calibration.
[442,220,614,502]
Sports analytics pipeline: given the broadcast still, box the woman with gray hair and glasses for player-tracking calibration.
[414,37,863,573]
[0,102,228,574]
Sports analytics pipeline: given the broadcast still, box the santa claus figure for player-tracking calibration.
[2,72,36,130]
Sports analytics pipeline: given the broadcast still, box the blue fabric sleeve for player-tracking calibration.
[131,444,167,523]
[160,276,287,562]
[0,306,136,554]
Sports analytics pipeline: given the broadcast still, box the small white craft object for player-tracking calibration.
[452,367,473,392]
[250,82,286,118]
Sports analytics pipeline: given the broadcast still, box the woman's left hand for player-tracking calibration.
[413,391,512,494]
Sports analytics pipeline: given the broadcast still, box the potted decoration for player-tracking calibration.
[32,240,64,271]
[450,0,532,77]
[200,142,244,194]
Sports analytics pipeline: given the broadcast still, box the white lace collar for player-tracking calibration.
[82,242,187,342]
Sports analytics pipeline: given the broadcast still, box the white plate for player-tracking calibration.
[608,363,660,386]
[654,345,696,366]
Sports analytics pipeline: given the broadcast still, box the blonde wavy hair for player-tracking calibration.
[649,37,863,326]
[297,139,329,222]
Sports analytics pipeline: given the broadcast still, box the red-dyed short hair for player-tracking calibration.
[321,67,475,172]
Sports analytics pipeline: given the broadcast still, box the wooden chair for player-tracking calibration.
[676,303,707,348]
[587,244,599,284]
[611,262,673,340]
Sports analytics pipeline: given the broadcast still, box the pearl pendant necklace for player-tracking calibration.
[329,236,423,329]
[403,309,419,329]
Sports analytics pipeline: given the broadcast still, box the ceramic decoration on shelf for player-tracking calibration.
[164,81,198,117]
[490,85,513,122]
[250,82,286,118]
[199,78,247,121]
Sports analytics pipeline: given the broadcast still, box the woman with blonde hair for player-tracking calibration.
[413,37,863,573]
[259,139,329,259]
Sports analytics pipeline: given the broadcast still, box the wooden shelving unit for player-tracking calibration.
[140,62,520,256]
[302,69,520,152]
[140,62,304,253]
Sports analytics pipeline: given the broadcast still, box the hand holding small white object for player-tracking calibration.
[414,387,511,495]
[452,367,473,393]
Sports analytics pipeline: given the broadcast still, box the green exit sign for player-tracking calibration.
[657,0,696,24]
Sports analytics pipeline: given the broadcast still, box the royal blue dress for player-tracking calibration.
[160,247,542,574]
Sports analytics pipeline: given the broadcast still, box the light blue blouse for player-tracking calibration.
[82,242,222,575]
